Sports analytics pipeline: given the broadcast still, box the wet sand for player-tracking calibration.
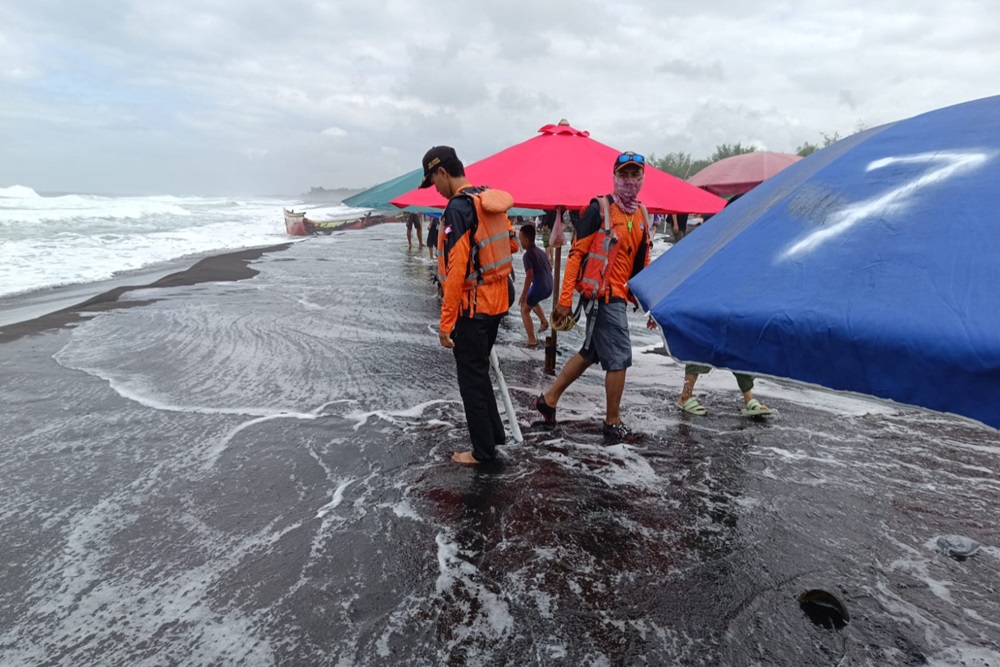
[0,243,291,344]
[0,227,997,666]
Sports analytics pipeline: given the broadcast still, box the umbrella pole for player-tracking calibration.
[544,207,564,374]
[490,348,523,443]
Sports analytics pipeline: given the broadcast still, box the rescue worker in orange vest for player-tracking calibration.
[420,146,519,465]
[533,152,657,443]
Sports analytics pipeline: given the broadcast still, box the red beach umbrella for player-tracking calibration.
[687,151,802,196]
[390,122,726,215]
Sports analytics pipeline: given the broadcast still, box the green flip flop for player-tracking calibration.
[679,397,707,415]
[742,398,772,416]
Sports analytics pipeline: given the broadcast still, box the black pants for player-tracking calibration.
[452,315,506,461]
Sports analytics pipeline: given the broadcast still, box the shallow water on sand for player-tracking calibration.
[1,225,998,666]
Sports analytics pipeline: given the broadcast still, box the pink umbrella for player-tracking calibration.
[687,151,802,196]
[391,122,726,215]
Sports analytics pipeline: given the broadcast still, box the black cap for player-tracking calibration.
[419,146,458,188]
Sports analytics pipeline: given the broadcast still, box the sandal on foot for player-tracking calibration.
[679,397,707,416]
[603,421,639,444]
[533,394,556,425]
[742,399,772,416]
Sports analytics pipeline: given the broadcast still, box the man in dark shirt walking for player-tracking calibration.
[517,224,551,347]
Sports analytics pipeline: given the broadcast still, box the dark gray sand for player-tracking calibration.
[0,244,291,343]
[1,227,997,666]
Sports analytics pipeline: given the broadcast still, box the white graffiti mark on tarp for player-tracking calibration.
[781,151,990,260]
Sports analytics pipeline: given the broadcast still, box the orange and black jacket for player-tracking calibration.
[558,195,651,308]
[438,185,519,334]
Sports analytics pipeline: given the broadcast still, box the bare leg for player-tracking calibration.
[406,227,413,250]
[520,302,537,344]
[678,373,699,405]
[532,303,549,332]
[417,224,424,248]
[605,369,626,424]
[544,353,593,407]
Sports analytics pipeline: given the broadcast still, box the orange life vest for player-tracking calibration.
[576,196,650,301]
[436,187,515,288]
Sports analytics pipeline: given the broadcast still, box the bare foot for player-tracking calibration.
[538,321,549,334]
[451,451,479,464]
[525,339,539,348]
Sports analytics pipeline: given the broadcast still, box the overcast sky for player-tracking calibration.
[1,1,998,196]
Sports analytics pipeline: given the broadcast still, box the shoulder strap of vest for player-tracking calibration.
[595,195,612,233]
[453,184,477,202]
[639,203,650,235]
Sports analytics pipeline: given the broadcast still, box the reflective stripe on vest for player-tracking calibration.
[467,229,514,283]
[464,193,514,287]
[576,196,618,300]
[576,197,649,301]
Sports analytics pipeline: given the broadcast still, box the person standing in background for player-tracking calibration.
[540,210,556,265]
[674,191,770,417]
[517,224,552,347]
[426,214,439,260]
[671,213,689,243]
[405,212,423,251]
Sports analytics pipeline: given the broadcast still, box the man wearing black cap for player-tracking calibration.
[532,152,657,443]
[420,146,519,465]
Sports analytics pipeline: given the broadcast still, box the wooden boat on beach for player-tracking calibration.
[283,208,396,237]
[283,209,309,236]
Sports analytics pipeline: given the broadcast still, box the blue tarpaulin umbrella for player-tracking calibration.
[629,95,1000,429]
[343,168,543,218]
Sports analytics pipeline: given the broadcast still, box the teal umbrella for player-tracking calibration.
[344,168,543,217]
[343,169,426,212]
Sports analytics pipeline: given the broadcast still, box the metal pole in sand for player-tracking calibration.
[490,348,523,443]
[544,207,565,374]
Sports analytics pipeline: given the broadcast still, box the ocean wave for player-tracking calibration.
[0,185,42,199]
[0,196,192,225]
[0,191,372,298]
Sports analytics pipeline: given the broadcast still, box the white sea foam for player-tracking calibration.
[433,532,514,636]
[0,185,369,298]
[316,479,354,518]
[0,479,280,665]
[345,400,458,431]
[0,184,44,198]
[925,645,1000,667]
[536,440,662,489]
[390,499,423,521]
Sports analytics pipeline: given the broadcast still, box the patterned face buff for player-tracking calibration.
[613,174,643,214]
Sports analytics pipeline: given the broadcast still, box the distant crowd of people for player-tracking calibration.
[410,146,770,465]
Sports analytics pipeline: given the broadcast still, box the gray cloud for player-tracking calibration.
[0,0,998,195]
[838,90,859,111]
[655,59,725,81]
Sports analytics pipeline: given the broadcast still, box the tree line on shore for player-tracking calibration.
[649,121,869,180]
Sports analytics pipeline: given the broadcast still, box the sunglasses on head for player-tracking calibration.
[616,152,645,165]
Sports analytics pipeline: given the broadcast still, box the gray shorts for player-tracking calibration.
[579,299,632,371]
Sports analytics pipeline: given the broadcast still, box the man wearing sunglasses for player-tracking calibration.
[533,152,656,443]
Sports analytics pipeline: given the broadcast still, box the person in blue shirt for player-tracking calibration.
[517,224,552,347]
